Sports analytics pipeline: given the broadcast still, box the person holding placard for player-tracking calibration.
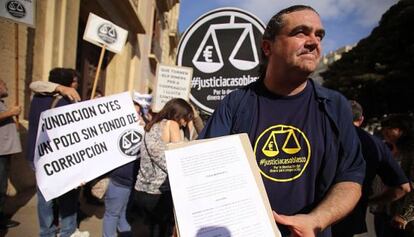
[27,68,89,237]
[198,5,365,237]
[102,98,146,237]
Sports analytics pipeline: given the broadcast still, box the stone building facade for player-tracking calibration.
[0,0,180,190]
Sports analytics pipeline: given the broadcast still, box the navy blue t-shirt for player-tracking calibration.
[251,81,328,216]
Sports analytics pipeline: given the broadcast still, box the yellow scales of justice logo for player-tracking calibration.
[256,125,311,182]
[262,126,301,157]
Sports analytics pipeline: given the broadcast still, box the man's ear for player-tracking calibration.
[261,40,272,56]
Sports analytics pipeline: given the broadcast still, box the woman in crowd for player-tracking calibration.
[128,98,194,237]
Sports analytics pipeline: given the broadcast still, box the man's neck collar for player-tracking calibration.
[263,77,308,96]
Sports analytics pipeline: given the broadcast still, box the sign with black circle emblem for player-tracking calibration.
[177,8,265,114]
[0,0,35,27]
[6,0,25,18]
[83,13,128,54]
[97,23,118,44]
[118,129,142,157]
[33,92,144,201]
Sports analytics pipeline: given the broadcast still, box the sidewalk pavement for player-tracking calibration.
[0,187,377,237]
[0,186,104,237]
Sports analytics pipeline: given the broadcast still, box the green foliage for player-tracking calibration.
[322,0,414,119]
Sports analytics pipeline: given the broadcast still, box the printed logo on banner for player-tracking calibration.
[118,129,142,157]
[177,8,265,114]
[6,0,26,18]
[97,23,118,44]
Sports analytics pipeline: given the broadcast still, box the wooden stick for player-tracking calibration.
[90,45,106,99]
[14,23,19,128]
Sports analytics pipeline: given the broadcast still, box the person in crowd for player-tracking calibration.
[30,81,107,207]
[128,98,195,237]
[373,114,414,237]
[102,98,146,237]
[27,68,89,237]
[198,5,366,237]
[0,79,21,229]
[30,78,81,102]
[332,100,410,237]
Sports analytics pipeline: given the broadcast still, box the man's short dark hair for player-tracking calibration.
[259,5,318,78]
[349,100,363,122]
[382,113,414,152]
[262,5,318,42]
[48,68,81,87]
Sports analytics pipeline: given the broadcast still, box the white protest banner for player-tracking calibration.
[153,64,193,112]
[83,12,128,54]
[0,0,35,27]
[35,92,143,201]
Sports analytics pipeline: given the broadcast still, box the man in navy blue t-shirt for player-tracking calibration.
[199,5,366,237]
[331,100,410,237]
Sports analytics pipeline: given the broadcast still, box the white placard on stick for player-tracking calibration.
[35,92,143,201]
[83,12,128,53]
[165,134,281,237]
[0,0,36,27]
[153,64,193,112]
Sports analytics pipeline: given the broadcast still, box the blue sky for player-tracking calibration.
[178,0,398,54]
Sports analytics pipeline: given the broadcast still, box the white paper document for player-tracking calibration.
[165,134,281,237]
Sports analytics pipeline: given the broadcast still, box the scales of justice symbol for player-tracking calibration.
[192,15,260,73]
[262,127,302,157]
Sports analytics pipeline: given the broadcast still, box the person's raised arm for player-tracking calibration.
[55,85,81,102]
[30,81,81,102]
